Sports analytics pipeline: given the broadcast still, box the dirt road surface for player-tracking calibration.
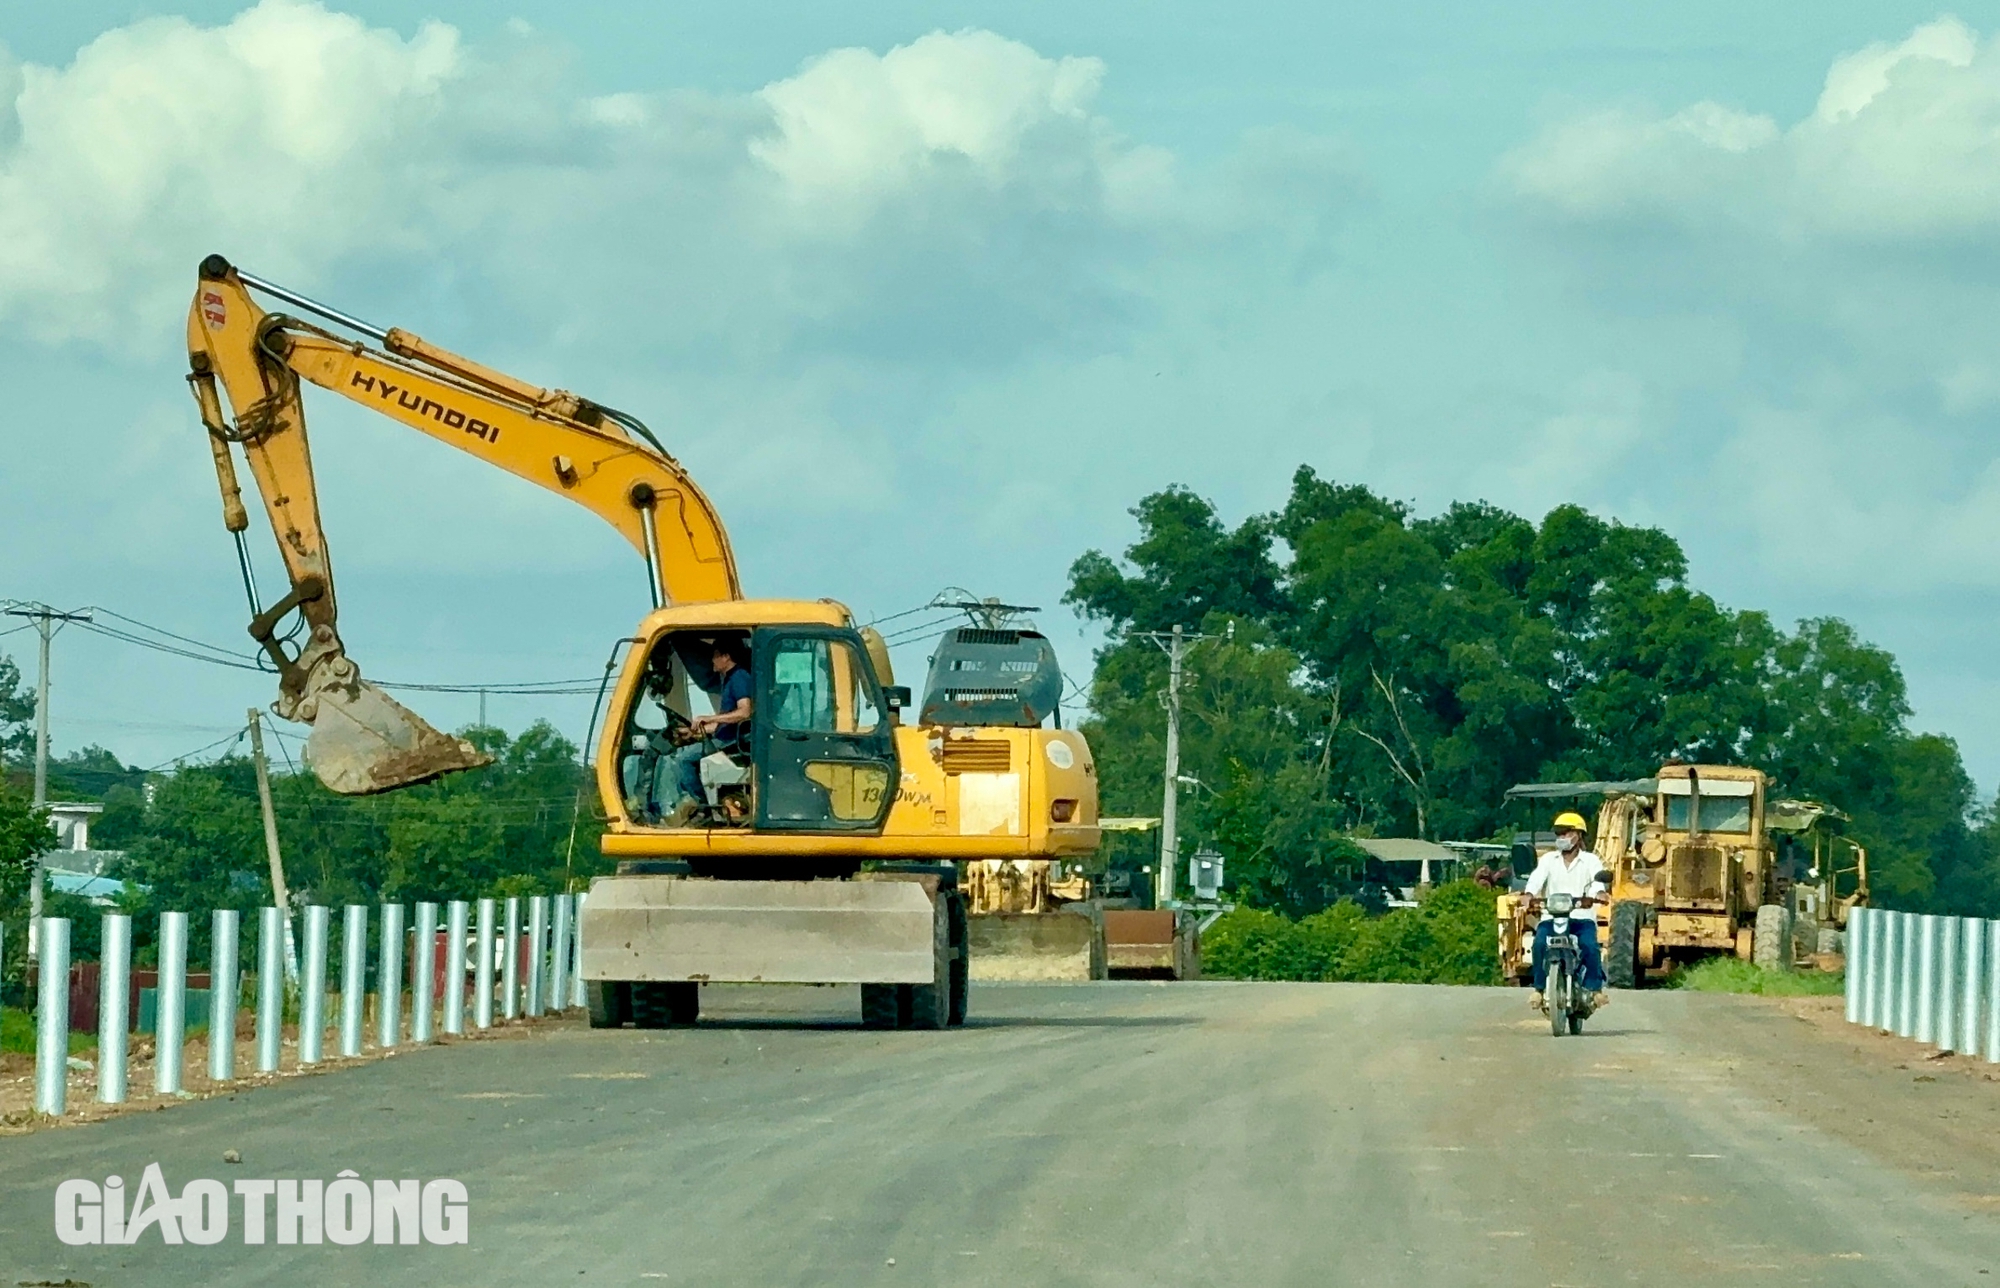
[1,981,1995,1287]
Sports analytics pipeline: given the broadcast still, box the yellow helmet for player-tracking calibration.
[1552,811,1588,832]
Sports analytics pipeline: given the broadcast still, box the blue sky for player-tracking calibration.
[6,1,2000,801]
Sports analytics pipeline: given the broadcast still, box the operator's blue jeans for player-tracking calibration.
[671,743,708,806]
[1531,918,1605,992]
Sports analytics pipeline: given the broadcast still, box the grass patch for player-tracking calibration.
[1,1007,99,1054]
[1669,957,1845,996]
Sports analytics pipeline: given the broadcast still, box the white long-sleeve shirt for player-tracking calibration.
[1521,848,1608,921]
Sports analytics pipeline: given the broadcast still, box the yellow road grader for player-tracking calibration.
[1497,764,1868,986]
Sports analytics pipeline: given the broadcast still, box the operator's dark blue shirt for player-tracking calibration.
[715,664,754,748]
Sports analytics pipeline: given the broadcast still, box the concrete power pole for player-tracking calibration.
[4,604,93,959]
[1136,621,1231,908]
[246,708,300,985]
[1159,625,1186,908]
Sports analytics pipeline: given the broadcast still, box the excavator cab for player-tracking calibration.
[612,616,899,835]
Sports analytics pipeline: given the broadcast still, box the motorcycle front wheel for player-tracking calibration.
[1548,975,1568,1037]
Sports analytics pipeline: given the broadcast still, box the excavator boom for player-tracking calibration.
[187,254,741,792]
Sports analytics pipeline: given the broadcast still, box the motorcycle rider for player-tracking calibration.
[1521,811,1610,1012]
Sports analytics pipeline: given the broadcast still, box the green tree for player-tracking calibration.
[1069,467,1989,919]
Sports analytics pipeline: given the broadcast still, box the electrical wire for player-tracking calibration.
[142,726,248,773]
[55,603,604,693]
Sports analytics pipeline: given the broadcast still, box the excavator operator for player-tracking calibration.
[665,638,753,826]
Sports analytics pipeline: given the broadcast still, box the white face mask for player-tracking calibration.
[1557,833,1579,854]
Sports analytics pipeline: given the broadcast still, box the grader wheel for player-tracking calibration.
[1753,904,1793,972]
[1607,902,1646,989]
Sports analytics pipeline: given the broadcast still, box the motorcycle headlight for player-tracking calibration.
[1547,893,1575,916]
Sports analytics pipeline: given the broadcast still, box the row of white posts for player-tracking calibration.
[1844,905,2000,1061]
[31,893,589,1117]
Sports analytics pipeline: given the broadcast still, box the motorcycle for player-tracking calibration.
[1540,891,1598,1037]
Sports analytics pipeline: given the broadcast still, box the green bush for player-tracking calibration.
[1202,880,1501,985]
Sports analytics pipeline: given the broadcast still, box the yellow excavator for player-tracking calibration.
[185,255,1102,1029]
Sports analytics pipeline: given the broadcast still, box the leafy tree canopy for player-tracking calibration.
[1068,467,1999,917]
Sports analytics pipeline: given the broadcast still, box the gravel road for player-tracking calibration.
[2,981,1995,1287]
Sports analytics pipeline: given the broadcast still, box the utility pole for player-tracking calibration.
[246,708,300,985]
[1134,621,1229,908]
[4,604,93,959]
[1160,625,1185,907]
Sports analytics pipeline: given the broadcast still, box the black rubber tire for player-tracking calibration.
[631,982,698,1028]
[631,982,671,1029]
[860,984,900,1029]
[905,893,951,1030]
[1607,901,1646,990]
[1567,1007,1584,1036]
[1548,975,1568,1038]
[947,891,969,1027]
[586,981,631,1029]
[1753,903,1792,972]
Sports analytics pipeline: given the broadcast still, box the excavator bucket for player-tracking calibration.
[303,679,491,795]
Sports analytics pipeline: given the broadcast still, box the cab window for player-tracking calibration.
[1665,796,1753,833]
[771,637,880,734]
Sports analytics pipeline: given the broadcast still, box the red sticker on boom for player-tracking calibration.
[200,290,226,329]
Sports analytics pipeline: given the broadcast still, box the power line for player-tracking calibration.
[32,601,605,693]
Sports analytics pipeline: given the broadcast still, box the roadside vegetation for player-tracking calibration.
[1668,958,1845,997]
[1201,880,1499,985]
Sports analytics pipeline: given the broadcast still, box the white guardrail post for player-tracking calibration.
[444,901,469,1036]
[1888,916,1904,1040]
[34,917,71,1116]
[210,909,240,1083]
[570,891,589,1010]
[98,912,130,1104]
[1987,916,2000,1064]
[256,907,283,1073]
[155,911,188,1096]
[412,901,438,1044]
[1912,912,1928,1040]
[1845,906,1866,1025]
[1938,915,1962,1052]
[501,897,521,1022]
[301,905,329,1065]
[474,898,496,1030]
[549,894,572,1013]
[379,903,405,1049]
[526,897,549,1019]
[1960,916,1986,1059]
[340,905,367,1057]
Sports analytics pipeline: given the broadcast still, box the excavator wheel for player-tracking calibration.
[631,982,699,1028]
[860,984,900,1029]
[947,893,969,1027]
[587,981,632,1029]
[904,893,952,1031]
[1607,901,1646,990]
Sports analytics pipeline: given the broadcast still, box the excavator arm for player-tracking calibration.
[186,254,742,793]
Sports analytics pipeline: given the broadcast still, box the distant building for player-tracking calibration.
[41,801,130,901]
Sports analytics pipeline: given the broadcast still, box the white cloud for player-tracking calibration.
[752,31,1113,221]
[1506,17,2000,241]
[0,0,459,340]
